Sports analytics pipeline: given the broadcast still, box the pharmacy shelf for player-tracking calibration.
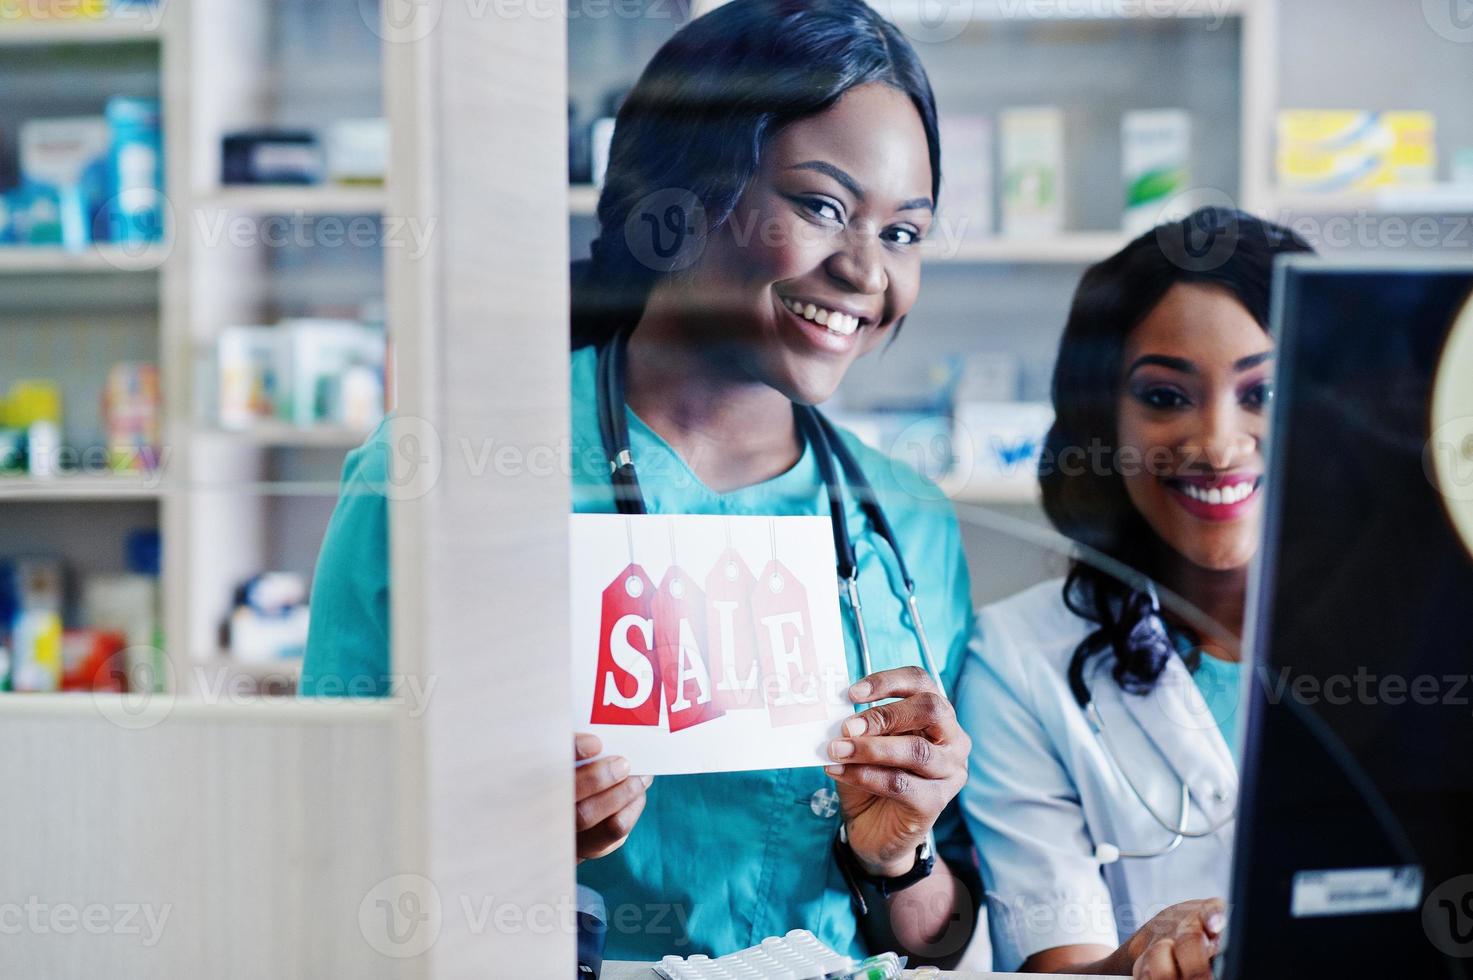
[0,15,164,46]
[1267,185,1473,216]
[203,423,370,449]
[0,245,169,274]
[0,473,167,501]
[569,184,599,217]
[878,0,1244,22]
[199,184,388,215]
[943,476,1042,506]
[927,232,1130,265]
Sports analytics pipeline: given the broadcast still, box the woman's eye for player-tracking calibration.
[885,226,921,246]
[801,197,842,223]
[1243,382,1274,408]
[1137,386,1189,410]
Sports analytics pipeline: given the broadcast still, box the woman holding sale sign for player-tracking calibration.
[306,0,983,967]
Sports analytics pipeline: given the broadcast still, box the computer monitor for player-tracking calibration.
[1225,256,1473,979]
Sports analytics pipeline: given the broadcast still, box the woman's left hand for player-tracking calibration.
[825,666,970,876]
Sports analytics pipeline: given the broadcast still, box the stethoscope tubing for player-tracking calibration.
[594,328,944,695]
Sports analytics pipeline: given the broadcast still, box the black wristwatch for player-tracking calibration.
[834,824,937,910]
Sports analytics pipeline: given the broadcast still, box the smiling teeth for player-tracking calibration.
[783,297,859,336]
[1176,481,1258,504]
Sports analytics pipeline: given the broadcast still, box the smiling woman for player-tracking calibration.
[307,0,985,969]
[954,208,1316,979]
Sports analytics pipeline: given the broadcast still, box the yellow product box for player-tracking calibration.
[1277,110,1437,193]
[0,0,108,21]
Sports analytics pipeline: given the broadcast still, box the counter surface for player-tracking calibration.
[603,964,1119,979]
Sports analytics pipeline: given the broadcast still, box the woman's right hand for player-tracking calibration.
[1112,898,1226,980]
[575,733,651,862]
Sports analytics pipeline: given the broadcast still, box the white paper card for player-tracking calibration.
[570,513,852,776]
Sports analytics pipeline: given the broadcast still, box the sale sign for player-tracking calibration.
[571,514,852,775]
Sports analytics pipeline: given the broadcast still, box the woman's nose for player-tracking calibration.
[825,231,887,296]
[1189,401,1256,470]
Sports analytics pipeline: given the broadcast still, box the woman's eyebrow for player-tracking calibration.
[1234,350,1274,371]
[1127,354,1196,376]
[788,161,933,213]
[1127,350,1275,377]
[790,160,865,200]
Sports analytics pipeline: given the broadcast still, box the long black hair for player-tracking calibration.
[1041,207,1313,696]
[572,0,941,348]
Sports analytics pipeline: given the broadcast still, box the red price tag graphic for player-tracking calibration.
[705,548,764,711]
[588,563,660,726]
[653,566,725,733]
[750,559,827,728]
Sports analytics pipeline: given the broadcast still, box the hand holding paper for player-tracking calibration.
[825,666,971,877]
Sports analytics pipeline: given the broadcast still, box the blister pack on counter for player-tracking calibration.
[652,929,903,980]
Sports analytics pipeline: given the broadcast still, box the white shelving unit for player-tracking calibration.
[0,1,387,696]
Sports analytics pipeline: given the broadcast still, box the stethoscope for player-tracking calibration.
[1065,586,1237,865]
[594,327,943,692]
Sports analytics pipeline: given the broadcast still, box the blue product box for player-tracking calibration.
[104,97,165,245]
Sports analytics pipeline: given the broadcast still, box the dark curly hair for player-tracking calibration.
[1041,207,1314,697]
[571,0,941,348]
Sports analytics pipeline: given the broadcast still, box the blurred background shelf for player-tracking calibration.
[1267,185,1473,216]
[198,184,388,215]
[0,245,169,273]
[203,422,371,449]
[568,183,598,216]
[943,478,1042,506]
[0,473,166,501]
[0,16,164,47]
[927,232,1131,265]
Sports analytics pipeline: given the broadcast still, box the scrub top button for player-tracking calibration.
[808,787,840,818]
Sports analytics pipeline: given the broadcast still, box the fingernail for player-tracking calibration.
[1206,912,1226,935]
[850,681,872,701]
[828,739,854,760]
[841,716,866,738]
[641,774,653,788]
[825,764,844,776]
[612,757,630,779]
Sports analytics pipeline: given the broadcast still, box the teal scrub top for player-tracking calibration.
[1188,651,1242,769]
[302,343,976,961]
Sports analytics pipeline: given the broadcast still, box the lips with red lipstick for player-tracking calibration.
[1163,472,1264,522]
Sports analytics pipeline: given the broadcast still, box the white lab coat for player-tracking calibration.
[955,579,1238,972]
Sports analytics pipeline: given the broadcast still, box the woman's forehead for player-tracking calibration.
[761,83,933,203]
